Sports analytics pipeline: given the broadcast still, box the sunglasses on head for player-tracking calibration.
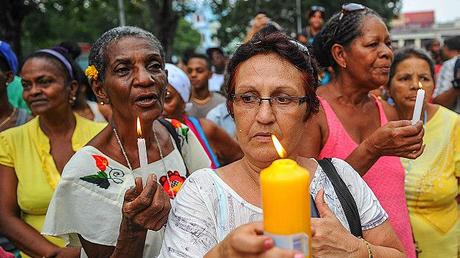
[333,3,366,41]
[310,5,325,13]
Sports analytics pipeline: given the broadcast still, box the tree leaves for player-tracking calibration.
[3,0,200,60]
[211,0,402,49]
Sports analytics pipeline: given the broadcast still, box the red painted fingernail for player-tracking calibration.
[264,238,273,250]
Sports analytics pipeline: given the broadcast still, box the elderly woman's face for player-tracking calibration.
[389,57,434,110]
[343,16,393,90]
[232,53,308,165]
[103,37,167,122]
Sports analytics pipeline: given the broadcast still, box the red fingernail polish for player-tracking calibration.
[264,239,273,250]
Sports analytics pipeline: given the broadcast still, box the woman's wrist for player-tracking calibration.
[42,246,62,258]
[120,217,147,237]
[350,237,373,258]
[360,138,381,161]
[112,219,147,258]
[203,243,222,258]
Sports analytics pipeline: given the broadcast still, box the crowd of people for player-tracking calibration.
[0,3,458,258]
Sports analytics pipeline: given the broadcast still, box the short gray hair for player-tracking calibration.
[88,26,164,81]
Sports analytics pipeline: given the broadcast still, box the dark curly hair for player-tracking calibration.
[225,31,320,120]
[313,6,382,70]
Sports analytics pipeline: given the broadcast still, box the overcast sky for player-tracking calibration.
[402,0,460,23]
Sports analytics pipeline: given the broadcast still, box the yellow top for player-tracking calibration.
[0,114,105,256]
[402,105,460,233]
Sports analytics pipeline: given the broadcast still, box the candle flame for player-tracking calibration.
[418,81,423,89]
[271,135,286,158]
[136,117,142,137]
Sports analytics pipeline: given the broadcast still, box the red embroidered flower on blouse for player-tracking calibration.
[170,119,182,129]
[92,155,109,171]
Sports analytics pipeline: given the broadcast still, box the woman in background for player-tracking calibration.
[304,4,424,257]
[0,47,105,258]
[0,41,30,132]
[388,47,459,258]
[163,63,242,168]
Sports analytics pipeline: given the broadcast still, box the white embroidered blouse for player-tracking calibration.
[158,158,388,258]
[42,121,211,258]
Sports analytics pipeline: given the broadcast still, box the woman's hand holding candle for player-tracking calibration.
[122,174,171,231]
[205,222,304,258]
[356,120,425,166]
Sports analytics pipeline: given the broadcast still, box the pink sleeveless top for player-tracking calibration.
[318,97,416,258]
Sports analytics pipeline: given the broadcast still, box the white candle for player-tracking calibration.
[411,82,425,125]
[136,117,148,167]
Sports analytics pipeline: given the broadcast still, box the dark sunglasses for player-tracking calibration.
[310,5,325,13]
[332,3,366,41]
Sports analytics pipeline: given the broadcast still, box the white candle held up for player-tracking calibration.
[136,117,148,168]
[411,82,425,125]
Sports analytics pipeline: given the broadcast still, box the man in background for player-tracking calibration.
[187,54,226,118]
[433,36,460,113]
[206,47,226,92]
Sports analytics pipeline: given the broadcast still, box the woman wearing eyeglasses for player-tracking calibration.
[302,4,422,257]
[387,48,459,258]
[155,31,406,258]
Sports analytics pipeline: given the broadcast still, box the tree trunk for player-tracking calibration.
[146,0,180,62]
[0,0,36,59]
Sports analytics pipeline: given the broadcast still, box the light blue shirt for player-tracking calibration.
[434,56,460,113]
[206,103,235,137]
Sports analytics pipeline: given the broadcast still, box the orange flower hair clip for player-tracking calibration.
[85,65,98,81]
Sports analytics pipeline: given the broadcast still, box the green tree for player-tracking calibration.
[1,0,199,60]
[173,18,201,57]
[145,0,196,60]
[211,0,401,48]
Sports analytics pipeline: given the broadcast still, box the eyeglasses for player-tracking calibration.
[310,5,325,13]
[232,93,308,110]
[332,3,366,41]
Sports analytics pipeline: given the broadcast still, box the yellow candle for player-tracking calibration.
[260,135,311,257]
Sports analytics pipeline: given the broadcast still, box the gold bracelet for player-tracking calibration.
[359,237,374,258]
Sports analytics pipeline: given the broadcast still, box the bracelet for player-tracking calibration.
[359,237,374,258]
